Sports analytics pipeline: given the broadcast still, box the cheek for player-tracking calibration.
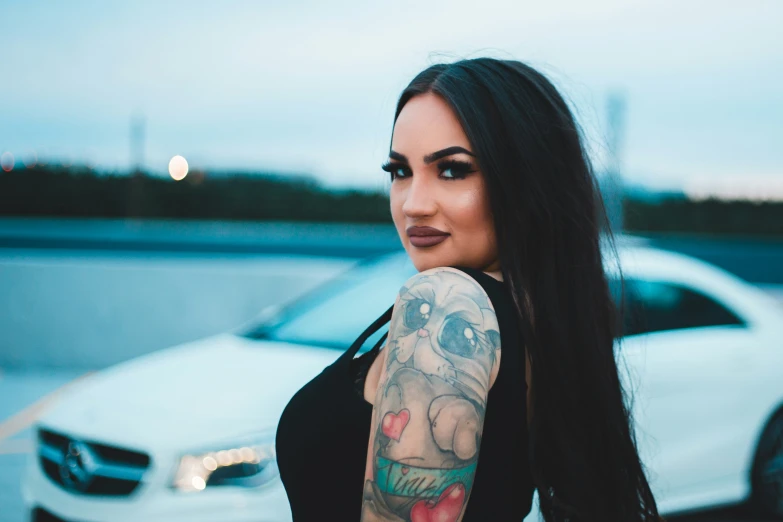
[448,184,494,245]
[390,186,401,211]
[390,187,405,230]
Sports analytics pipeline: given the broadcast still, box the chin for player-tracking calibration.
[405,248,457,273]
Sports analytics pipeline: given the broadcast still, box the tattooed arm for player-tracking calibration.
[360,267,501,522]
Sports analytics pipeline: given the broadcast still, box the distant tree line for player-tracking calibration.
[1,166,782,236]
[0,166,391,223]
[624,197,783,236]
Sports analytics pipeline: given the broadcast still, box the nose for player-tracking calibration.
[401,173,437,218]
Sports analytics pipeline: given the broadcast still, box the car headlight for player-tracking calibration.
[171,430,278,492]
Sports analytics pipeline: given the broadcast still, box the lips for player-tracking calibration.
[406,226,450,248]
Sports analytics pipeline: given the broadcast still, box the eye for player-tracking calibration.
[380,161,410,182]
[437,159,475,181]
[437,315,478,358]
[404,298,431,330]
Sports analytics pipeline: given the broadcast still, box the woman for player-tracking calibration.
[275,57,660,522]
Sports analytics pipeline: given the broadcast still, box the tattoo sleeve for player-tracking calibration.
[360,267,501,522]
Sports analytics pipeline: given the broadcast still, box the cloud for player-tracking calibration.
[0,0,781,191]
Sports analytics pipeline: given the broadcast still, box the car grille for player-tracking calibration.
[37,427,151,496]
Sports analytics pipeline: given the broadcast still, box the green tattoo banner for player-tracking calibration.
[375,454,476,498]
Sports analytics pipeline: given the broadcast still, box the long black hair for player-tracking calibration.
[391,58,660,522]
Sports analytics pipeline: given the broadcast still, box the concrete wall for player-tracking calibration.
[0,249,356,370]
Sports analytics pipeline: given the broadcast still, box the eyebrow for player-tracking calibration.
[389,146,475,165]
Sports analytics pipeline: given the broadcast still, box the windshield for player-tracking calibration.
[242,252,417,351]
[242,245,662,350]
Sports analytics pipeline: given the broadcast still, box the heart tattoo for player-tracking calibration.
[381,408,410,441]
[410,482,466,522]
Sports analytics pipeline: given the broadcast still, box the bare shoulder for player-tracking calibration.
[398,266,499,332]
[401,266,496,298]
[398,266,499,325]
[389,266,502,399]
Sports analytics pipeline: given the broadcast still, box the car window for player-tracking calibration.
[242,253,417,351]
[618,278,744,336]
[245,257,745,349]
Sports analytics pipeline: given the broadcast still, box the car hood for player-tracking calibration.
[39,334,342,453]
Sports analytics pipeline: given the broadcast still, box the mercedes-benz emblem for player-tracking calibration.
[59,441,97,491]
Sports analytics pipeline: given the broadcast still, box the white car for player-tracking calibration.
[22,242,783,521]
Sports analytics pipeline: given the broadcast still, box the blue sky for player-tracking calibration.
[1,1,781,198]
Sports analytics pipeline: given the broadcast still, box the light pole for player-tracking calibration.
[604,91,626,234]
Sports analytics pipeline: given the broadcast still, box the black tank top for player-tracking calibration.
[275,266,535,521]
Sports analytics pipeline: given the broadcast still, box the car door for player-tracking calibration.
[617,278,756,505]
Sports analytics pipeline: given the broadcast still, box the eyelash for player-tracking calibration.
[380,159,476,182]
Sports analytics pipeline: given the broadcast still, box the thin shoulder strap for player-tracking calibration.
[344,304,394,360]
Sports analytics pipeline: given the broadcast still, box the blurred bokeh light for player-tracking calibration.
[1,151,14,172]
[168,155,189,181]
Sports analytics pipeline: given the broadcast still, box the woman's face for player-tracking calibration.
[387,92,499,273]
